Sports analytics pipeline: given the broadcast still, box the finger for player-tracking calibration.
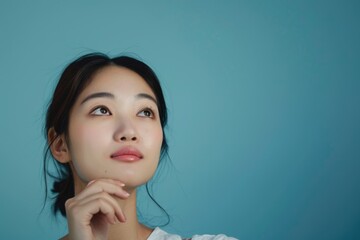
[88,178,125,188]
[75,179,130,202]
[77,191,126,223]
[84,198,118,225]
[67,195,119,225]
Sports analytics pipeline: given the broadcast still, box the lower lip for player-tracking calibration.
[111,155,142,162]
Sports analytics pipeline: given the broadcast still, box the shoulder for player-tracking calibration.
[147,227,182,240]
[191,234,238,240]
[148,228,238,240]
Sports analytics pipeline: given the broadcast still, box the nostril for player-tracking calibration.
[119,136,137,141]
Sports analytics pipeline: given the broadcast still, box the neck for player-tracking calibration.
[107,189,152,240]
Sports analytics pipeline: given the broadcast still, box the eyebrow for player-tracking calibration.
[136,93,158,105]
[80,92,158,105]
[80,92,115,105]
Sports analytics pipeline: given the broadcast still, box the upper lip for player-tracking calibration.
[110,146,143,159]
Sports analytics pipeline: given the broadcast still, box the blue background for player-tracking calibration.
[1,1,359,239]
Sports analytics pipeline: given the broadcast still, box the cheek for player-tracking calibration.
[147,125,163,157]
[144,120,161,137]
[67,121,110,181]
[157,128,164,150]
[69,123,104,150]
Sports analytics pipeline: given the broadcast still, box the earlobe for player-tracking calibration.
[48,128,71,163]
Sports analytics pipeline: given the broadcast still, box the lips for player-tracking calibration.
[110,146,143,162]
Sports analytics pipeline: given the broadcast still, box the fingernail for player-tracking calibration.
[114,180,125,187]
[87,180,96,186]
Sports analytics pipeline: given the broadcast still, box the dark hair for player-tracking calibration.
[43,52,168,218]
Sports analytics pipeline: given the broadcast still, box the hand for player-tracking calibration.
[65,179,130,240]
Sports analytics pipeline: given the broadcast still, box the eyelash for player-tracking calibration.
[89,106,155,118]
[90,106,111,116]
[137,107,155,118]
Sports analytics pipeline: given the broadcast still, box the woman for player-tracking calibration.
[44,53,236,240]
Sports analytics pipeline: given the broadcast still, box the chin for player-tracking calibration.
[104,170,156,188]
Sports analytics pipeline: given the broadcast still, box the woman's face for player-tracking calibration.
[66,66,163,188]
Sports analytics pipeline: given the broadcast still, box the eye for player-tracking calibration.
[91,106,111,116]
[137,108,154,118]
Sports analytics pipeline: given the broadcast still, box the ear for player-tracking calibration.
[48,128,71,163]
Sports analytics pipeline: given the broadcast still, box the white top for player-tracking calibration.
[147,227,238,240]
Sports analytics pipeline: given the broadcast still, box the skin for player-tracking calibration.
[49,66,163,240]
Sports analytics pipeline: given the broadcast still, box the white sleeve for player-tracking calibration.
[191,234,238,240]
[148,227,238,240]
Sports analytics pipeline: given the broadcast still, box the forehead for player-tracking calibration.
[81,65,155,97]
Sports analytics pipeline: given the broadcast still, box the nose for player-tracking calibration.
[113,117,138,142]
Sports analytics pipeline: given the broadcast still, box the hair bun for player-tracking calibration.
[51,174,74,216]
